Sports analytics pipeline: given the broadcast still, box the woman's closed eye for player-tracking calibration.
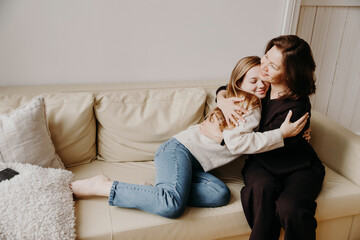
[265,55,280,70]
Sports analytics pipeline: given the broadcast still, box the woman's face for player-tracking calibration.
[240,65,269,99]
[259,46,283,84]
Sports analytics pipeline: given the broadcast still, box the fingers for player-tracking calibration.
[226,114,246,126]
[304,127,312,142]
[225,109,247,125]
[212,115,220,125]
[229,97,245,103]
[285,110,293,123]
[237,115,246,123]
[280,111,311,139]
[304,128,311,134]
[304,132,311,142]
[202,116,217,127]
[297,118,307,132]
[234,105,249,115]
[229,115,238,126]
[293,113,309,135]
[295,112,309,124]
[287,111,309,127]
[224,115,231,126]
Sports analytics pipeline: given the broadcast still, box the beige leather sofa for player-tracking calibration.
[1,80,359,240]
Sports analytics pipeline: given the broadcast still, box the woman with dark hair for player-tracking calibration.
[209,35,325,239]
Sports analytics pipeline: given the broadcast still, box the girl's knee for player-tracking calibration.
[209,183,231,207]
[155,190,187,219]
[157,202,186,219]
[218,185,231,206]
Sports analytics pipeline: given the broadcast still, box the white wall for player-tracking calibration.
[0,0,286,86]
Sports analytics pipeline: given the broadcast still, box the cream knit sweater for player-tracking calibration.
[174,107,284,172]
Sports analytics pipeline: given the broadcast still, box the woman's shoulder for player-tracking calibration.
[279,96,310,109]
[289,96,311,110]
[276,97,311,119]
[263,96,310,120]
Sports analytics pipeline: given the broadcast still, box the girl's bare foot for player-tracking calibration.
[70,175,113,198]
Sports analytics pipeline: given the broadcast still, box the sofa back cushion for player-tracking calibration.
[0,93,96,167]
[95,87,206,162]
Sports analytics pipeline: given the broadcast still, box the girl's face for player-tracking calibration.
[240,65,269,99]
[259,46,283,84]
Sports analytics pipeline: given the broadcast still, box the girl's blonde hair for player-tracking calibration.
[208,56,261,131]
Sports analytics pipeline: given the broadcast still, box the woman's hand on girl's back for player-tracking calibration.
[217,90,248,126]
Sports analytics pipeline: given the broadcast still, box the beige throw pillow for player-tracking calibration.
[0,92,97,167]
[0,96,64,168]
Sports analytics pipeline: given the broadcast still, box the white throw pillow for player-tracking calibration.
[0,162,76,239]
[0,96,64,168]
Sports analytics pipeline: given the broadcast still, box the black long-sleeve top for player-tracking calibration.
[216,85,320,175]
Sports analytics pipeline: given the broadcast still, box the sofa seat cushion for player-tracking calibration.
[68,158,360,240]
[316,167,360,221]
[214,159,360,222]
[68,160,248,240]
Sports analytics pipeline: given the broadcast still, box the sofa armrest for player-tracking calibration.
[310,111,360,186]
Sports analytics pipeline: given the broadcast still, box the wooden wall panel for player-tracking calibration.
[296,5,360,134]
[297,6,316,44]
[296,7,317,104]
[326,7,360,133]
[308,7,332,110]
[312,7,348,114]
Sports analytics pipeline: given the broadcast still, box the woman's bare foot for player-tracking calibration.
[70,175,113,198]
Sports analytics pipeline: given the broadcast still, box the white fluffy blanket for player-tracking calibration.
[0,163,76,240]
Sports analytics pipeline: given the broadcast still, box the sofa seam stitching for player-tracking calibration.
[100,161,114,240]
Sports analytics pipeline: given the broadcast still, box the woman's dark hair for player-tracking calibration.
[265,35,316,100]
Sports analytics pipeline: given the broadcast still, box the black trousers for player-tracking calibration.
[241,159,325,240]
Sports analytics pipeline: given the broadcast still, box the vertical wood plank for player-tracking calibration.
[313,7,348,114]
[296,6,317,44]
[348,8,360,134]
[307,7,332,112]
[327,7,360,133]
[296,6,317,105]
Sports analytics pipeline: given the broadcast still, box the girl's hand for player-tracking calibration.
[303,128,311,142]
[199,116,223,144]
[217,90,248,126]
[280,110,309,138]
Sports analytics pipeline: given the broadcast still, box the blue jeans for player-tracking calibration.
[108,138,230,218]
